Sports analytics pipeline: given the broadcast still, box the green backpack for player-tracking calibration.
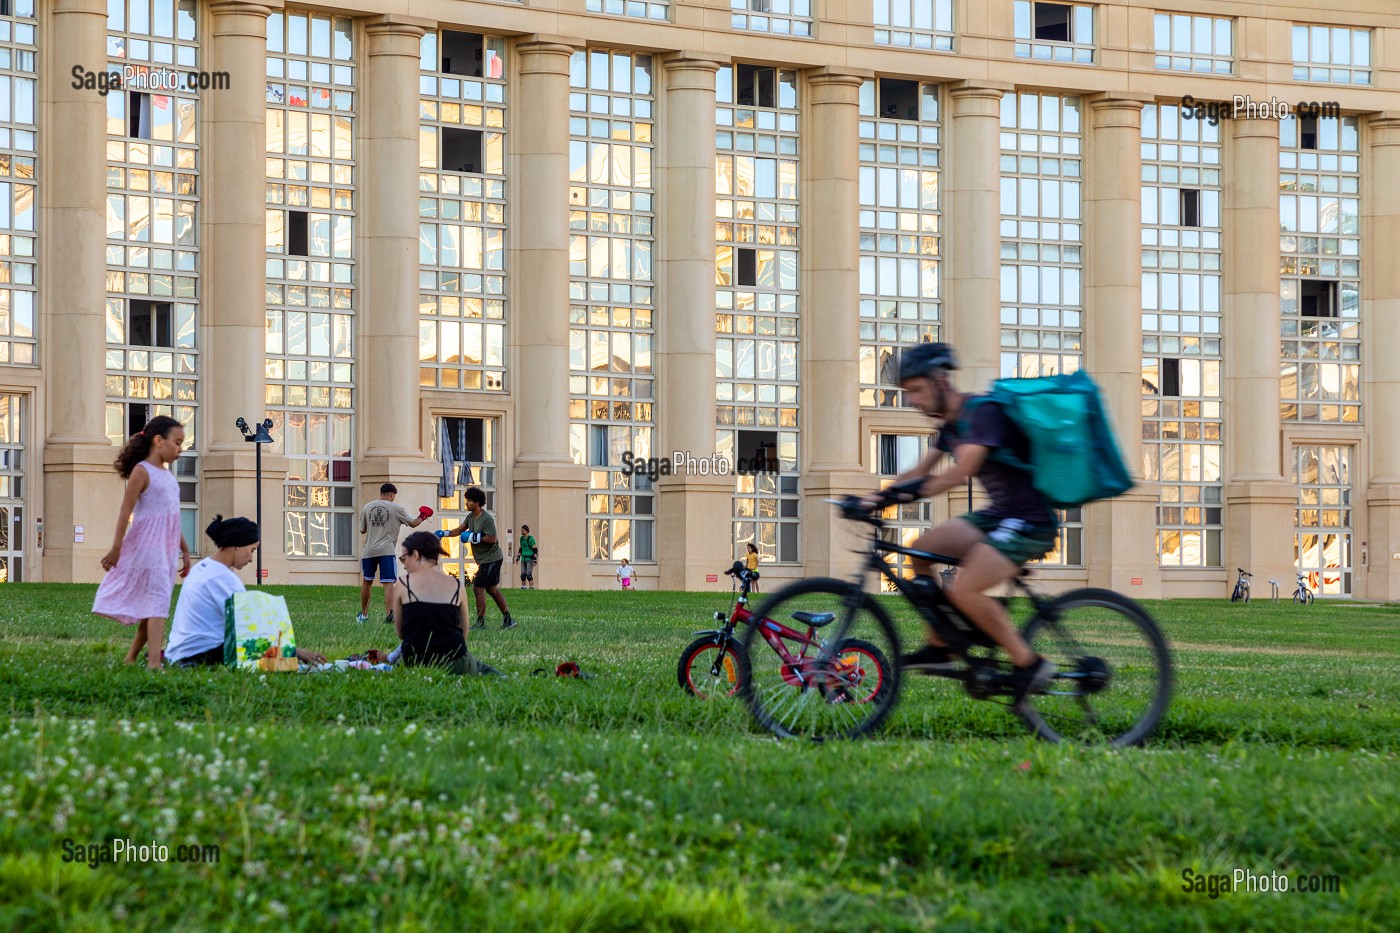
[958,370,1133,509]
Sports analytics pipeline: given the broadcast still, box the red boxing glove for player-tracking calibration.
[418,505,434,519]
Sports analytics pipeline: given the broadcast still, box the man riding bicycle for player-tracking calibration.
[859,342,1055,709]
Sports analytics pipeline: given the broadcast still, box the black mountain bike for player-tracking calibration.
[737,495,1174,745]
[1231,568,1252,603]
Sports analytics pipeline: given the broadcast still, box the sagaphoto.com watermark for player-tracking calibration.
[71,64,231,96]
[1180,94,1341,126]
[60,836,221,870]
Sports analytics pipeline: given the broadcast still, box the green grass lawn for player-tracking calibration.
[1,583,1398,931]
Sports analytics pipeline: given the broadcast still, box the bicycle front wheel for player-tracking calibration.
[1018,588,1173,747]
[738,579,901,742]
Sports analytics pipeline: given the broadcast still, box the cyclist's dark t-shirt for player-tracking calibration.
[936,399,1057,525]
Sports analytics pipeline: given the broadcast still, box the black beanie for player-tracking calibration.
[206,515,259,549]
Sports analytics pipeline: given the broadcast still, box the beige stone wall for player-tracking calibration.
[11,1,1400,596]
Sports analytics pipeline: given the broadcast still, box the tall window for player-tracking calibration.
[1000,91,1083,566]
[567,50,656,563]
[1279,115,1360,424]
[1292,446,1353,596]
[1291,25,1370,85]
[731,0,813,37]
[1152,13,1232,74]
[418,30,508,393]
[0,1,35,367]
[870,433,934,585]
[264,11,356,558]
[1013,1,1095,63]
[858,78,941,407]
[1141,104,1224,568]
[0,394,24,582]
[873,0,954,50]
[716,64,801,564]
[104,0,200,547]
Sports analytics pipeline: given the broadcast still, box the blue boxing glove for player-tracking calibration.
[434,530,447,539]
[466,532,484,544]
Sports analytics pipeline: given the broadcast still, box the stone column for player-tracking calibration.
[654,54,731,590]
[356,16,440,520]
[40,0,113,582]
[1363,115,1400,598]
[511,37,589,588]
[800,69,870,579]
[1083,95,1159,596]
[945,82,1009,389]
[1222,118,1294,589]
[202,1,288,579]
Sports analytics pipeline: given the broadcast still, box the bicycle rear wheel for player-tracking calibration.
[738,579,901,742]
[1018,588,1172,747]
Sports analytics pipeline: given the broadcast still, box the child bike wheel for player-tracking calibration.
[1017,588,1173,747]
[677,637,746,698]
[737,579,901,742]
[1294,590,1314,605]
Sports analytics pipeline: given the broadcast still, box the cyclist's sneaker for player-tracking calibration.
[473,616,487,630]
[355,612,369,624]
[1008,656,1056,711]
[501,614,518,630]
[900,644,957,674]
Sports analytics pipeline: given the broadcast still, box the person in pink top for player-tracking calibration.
[92,416,192,669]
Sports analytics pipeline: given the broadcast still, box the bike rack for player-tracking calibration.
[1268,580,1280,603]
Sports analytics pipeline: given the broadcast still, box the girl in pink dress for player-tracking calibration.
[92,416,192,668]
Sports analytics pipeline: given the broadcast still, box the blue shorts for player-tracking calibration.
[361,555,396,582]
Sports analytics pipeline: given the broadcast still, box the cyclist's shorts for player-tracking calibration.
[960,511,1058,566]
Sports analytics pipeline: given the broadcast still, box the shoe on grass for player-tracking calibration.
[474,616,487,630]
[501,614,518,630]
[383,612,394,625]
[1008,656,1056,711]
[355,612,368,624]
[900,644,957,674]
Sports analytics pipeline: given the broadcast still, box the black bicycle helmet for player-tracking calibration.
[896,342,958,381]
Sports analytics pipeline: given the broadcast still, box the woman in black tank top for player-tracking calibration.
[393,532,482,675]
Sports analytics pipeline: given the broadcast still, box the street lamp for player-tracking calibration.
[236,417,274,586]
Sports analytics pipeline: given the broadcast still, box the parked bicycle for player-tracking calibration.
[679,561,892,708]
[1231,567,1252,603]
[676,563,756,698]
[1292,573,1315,605]
[736,497,1174,745]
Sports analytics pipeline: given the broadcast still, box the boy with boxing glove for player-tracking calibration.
[438,486,515,630]
[357,482,433,624]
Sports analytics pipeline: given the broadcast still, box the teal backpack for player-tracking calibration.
[958,370,1133,509]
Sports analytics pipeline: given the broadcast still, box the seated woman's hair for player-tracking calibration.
[402,531,443,561]
[206,514,259,548]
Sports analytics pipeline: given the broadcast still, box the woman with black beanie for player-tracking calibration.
[165,516,326,667]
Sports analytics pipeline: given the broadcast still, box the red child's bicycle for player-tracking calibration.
[676,561,893,707]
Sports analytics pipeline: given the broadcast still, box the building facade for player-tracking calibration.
[7,0,1400,598]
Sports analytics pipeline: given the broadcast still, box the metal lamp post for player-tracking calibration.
[236,417,275,586]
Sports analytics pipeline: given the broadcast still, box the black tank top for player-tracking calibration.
[398,574,467,665]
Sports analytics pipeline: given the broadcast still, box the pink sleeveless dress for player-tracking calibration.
[92,460,183,626]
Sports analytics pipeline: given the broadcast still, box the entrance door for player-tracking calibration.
[431,416,498,582]
[1292,445,1353,596]
[0,394,25,582]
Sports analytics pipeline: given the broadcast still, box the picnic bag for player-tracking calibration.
[223,590,299,671]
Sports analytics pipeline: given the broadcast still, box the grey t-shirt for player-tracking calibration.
[360,499,414,558]
[464,509,503,564]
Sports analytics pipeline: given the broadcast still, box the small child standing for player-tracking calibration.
[616,558,635,591]
[93,416,192,669]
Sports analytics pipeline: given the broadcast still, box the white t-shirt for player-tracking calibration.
[166,557,246,663]
[617,564,634,582]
